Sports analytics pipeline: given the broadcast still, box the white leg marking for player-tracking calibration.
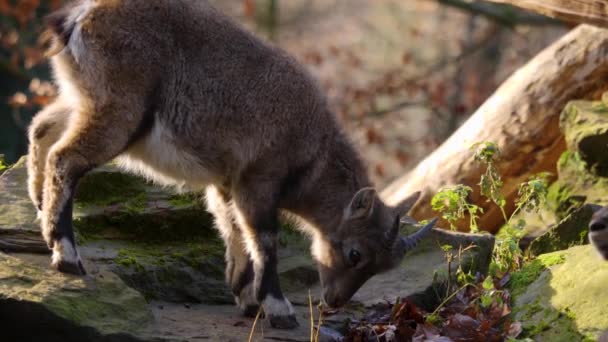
[263,296,295,317]
[51,237,81,266]
[236,283,258,310]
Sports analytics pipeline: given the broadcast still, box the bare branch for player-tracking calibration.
[437,0,564,27]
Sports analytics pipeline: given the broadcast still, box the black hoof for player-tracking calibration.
[268,314,299,329]
[242,304,261,318]
[54,259,87,276]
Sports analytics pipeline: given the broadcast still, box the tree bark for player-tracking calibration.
[382,25,608,233]
[486,0,608,28]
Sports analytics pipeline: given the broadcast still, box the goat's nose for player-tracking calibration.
[323,292,344,308]
[590,220,606,232]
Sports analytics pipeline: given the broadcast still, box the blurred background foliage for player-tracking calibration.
[0,0,568,186]
[0,0,61,163]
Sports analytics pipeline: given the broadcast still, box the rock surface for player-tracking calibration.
[511,245,608,341]
[561,95,608,177]
[528,204,599,256]
[0,158,494,340]
[0,253,153,342]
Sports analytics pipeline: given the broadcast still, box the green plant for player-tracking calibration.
[478,276,503,308]
[425,142,553,339]
[431,185,483,232]
[432,142,551,278]
[0,155,8,175]
[490,172,550,277]
[472,142,507,221]
[511,172,551,220]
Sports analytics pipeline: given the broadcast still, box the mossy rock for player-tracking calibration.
[512,245,608,341]
[560,97,608,176]
[549,151,608,209]
[527,204,598,257]
[109,241,232,304]
[0,157,216,251]
[73,166,215,243]
[0,157,38,232]
[108,225,317,304]
[0,253,152,341]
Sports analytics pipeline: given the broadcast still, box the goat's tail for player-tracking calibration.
[42,1,84,57]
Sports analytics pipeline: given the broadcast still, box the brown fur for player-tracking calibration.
[27,0,433,329]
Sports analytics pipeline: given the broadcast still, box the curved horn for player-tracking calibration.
[399,218,437,254]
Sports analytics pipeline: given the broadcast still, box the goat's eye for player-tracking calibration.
[349,250,361,266]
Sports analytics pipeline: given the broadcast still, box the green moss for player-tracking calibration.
[548,151,608,208]
[560,98,608,176]
[528,204,595,256]
[0,253,151,336]
[115,250,145,273]
[521,307,584,341]
[110,240,229,302]
[512,246,608,340]
[168,192,201,207]
[74,205,215,243]
[75,171,147,207]
[113,240,225,273]
[509,252,566,299]
[558,150,587,175]
[0,155,8,175]
[43,274,152,335]
[122,193,149,214]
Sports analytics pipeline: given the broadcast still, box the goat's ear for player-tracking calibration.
[345,187,376,220]
[393,191,421,216]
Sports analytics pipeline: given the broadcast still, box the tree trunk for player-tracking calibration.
[382,25,608,233]
[486,0,608,28]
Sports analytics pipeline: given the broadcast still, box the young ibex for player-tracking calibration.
[28,0,436,328]
[589,206,608,260]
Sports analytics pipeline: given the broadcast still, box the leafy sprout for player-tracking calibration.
[514,172,551,216]
[472,142,506,221]
[431,184,482,232]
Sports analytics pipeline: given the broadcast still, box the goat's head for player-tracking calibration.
[315,188,436,308]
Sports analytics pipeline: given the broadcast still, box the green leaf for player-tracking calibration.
[440,244,453,252]
[480,294,493,308]
[482,276,494,290]
[471,141,501,163]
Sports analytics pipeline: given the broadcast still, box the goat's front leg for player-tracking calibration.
[233,180,298,329]
[205,185,259,316]
[27,99,71,214]
[41,104,139,275]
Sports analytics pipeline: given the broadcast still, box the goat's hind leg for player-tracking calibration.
[41,104,142,275]
[206,186,259,316]
[27,99,71,215]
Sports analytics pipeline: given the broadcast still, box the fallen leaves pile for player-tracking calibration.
[341,275,523,342]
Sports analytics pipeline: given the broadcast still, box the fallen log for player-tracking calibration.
[382,25,608,233]
[486,0,608,28]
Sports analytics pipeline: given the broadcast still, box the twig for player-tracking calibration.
[430,283,477,317]
[248,307,263,342]
[309,290,314,342]
[315,303,324,342]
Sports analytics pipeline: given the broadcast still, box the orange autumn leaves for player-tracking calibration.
[0,0,62,27]
[1,0,63,109]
